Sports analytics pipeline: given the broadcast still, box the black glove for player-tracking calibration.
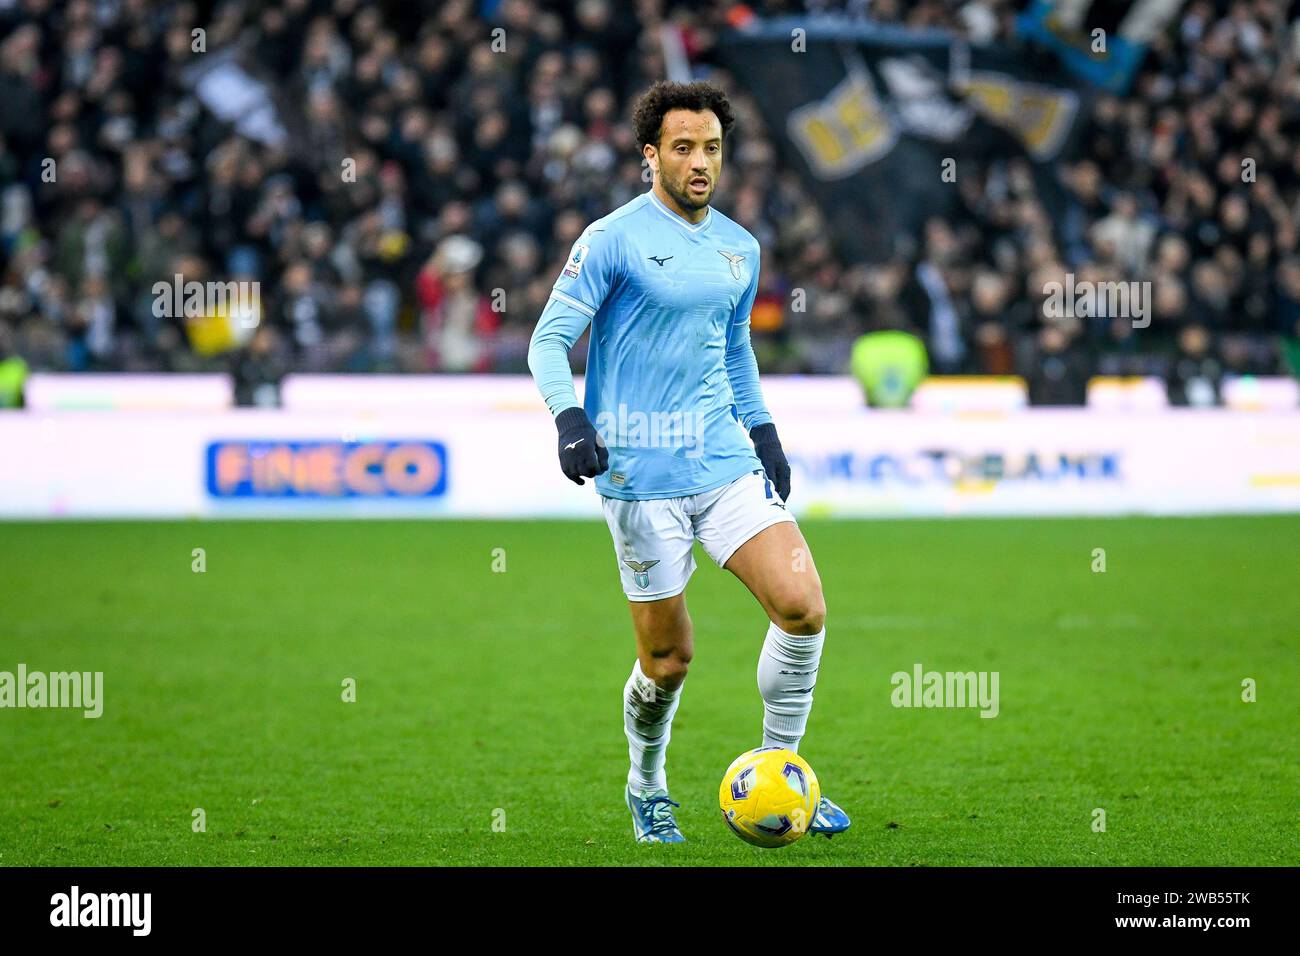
[750,422,791,502]
[555,407,609,485]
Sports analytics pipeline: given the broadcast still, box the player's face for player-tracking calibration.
[649,109,723,211]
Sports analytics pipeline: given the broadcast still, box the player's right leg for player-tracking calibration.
[622,593,692,843]
[601,494,695,843]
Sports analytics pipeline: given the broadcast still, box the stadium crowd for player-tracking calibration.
[1,0,1298,406]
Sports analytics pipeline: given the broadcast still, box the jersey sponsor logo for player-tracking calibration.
[718,249,746,280]
[563,242,590,279]
[647,254,673,267]
[622,558,660,590]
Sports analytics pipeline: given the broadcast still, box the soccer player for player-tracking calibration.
[527,80,850,844]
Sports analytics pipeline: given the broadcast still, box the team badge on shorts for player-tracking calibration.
[623,558,660,591]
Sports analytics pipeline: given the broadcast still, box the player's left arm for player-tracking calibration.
[724,246,791,501]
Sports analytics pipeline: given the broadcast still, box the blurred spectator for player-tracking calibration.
[1167,324,1223,407]
[0,318,27,406]
[415,235,495,372]
[1020,325,1090,406]
[0,0,1294,409]
[231,325,290,407]
[850,328,928,408]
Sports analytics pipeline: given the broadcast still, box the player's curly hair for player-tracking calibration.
[631,80,737,151]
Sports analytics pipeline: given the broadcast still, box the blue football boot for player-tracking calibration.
[808,795,851,837]
[626,787,685,844]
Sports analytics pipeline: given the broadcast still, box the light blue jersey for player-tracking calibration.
[528,190,772,500]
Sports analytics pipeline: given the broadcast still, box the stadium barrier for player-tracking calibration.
[3,376,1298,519]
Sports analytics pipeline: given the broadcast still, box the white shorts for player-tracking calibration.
[601,469,796,602]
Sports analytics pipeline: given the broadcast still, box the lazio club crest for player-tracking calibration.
[623,558,660,590]
[718,249,745,281]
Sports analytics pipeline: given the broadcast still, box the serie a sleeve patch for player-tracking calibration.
[562,242,590,279]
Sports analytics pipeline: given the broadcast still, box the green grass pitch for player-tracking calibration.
[1,515,1296,866]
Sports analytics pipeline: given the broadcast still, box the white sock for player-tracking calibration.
[623,659,681,794]
[757,622,825,752]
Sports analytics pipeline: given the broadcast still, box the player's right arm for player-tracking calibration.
[527,227,620,485]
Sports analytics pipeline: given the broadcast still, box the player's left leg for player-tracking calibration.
[694,471,850,836]
[724,519,825,636]
[724,520,827,752]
